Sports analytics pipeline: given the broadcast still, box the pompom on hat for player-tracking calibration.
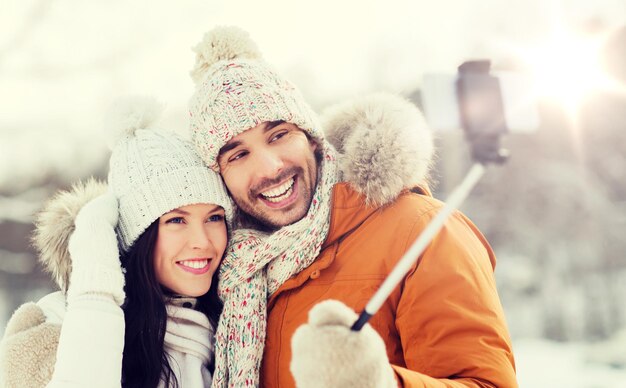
[106,96,234,251]
[188,26,325,170]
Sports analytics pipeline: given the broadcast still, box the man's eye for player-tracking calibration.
[228,150,248,163]
[165,217,184,224]
[208,214,224,222]
[269,130,288,143]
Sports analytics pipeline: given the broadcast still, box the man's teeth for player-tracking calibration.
[261,178,295,203]
[178,260,208,269]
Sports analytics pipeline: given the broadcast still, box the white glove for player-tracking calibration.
[50,192,125,388]
[290,300,397,388]
[67,190,125,305]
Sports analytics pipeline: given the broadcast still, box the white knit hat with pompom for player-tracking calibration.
[106,96,234,251]
[188,26,325,170]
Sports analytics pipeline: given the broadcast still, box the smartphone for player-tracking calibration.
[421,62,540,134]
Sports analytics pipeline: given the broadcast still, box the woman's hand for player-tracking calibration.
[48,191,126,388]
[67,191,125,305]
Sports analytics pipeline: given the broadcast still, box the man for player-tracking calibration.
[189,26,517,388]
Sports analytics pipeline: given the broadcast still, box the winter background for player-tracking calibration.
[1,0,626,386]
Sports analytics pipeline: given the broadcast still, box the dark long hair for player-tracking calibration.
[120,220,223,388]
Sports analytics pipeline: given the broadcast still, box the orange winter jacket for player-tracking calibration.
[261,182,517,387]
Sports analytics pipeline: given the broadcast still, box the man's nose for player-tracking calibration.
[254,151,284,179]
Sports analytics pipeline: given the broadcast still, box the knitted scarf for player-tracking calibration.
[212,147,338,387]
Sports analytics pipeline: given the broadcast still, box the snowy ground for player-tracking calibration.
[515,338,626,387]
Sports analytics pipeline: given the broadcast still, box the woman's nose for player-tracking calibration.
[189,224,213,250]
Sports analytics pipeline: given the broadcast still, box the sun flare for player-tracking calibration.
[519,30,618,116]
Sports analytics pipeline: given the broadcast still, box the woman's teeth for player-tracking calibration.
[261,178,295,203]
[178,260,208,269]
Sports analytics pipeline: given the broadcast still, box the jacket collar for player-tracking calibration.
[322,183,378,250]
[322,182,432,249]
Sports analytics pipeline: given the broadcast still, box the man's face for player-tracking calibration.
[218,121,319,230]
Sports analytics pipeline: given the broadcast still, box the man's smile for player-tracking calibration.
[258,177,299,209]
[259,177,296,203]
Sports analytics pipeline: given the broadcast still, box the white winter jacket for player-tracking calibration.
[0,291,214,388]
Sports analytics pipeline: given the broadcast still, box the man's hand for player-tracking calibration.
[291,300,398,388]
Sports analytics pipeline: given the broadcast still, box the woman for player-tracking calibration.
[0,97,233,388]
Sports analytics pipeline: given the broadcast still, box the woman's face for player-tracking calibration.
[153,203,227,297]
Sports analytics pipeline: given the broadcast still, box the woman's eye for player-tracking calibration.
[165,217,184,224]
[208,214,224,222]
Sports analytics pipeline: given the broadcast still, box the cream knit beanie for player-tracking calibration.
[188,26,325,170]
[106,96,233,251]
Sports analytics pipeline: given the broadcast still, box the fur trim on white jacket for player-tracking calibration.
[32,179,108,292]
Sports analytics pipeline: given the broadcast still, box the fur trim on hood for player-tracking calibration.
[33,93,433,293]
[32,178,107,292]
[322,93,434,207]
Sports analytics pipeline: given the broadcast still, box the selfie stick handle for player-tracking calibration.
[351,163,486,331]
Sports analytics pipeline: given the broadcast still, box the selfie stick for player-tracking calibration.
[351,60,509,331]
[351,163,487,330]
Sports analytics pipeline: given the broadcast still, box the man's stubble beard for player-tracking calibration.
[233,146,323,233]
